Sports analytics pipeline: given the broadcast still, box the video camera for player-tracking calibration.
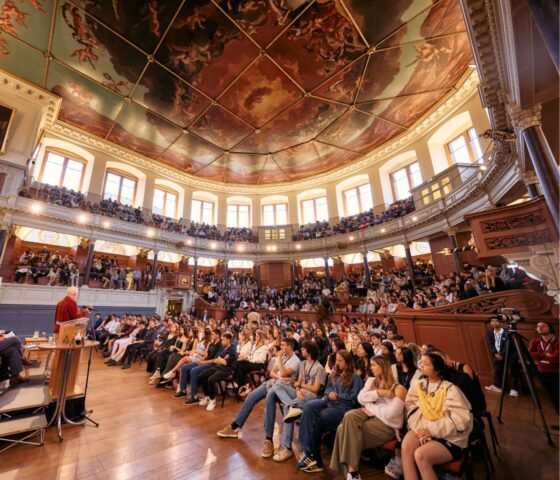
[496,307,523,330]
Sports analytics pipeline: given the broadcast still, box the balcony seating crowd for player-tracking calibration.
[293,197,415,241]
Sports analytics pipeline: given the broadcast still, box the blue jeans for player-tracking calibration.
[298,399,348,466]
[271,382,317,448]
[190,364,213,397]
[179,361,198,392]
[233,382,270,428]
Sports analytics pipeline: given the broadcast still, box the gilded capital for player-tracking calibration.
[509,104,542,131]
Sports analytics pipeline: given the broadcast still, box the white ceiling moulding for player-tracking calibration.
[45,69,480,195]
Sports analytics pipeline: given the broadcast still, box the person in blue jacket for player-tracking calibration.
[297,349,362,473]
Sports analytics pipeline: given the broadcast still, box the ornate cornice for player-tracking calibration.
[0,69,61,133]
[46,69,480,194]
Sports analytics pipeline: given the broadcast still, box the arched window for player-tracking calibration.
[103,169,137,206]
[447,128,483,164]
[152,186,178,218]
[343,183,372,216]
[191,191,218,225]
[261,195,288,226]
[39,150,86,191]
[390,162,422,200]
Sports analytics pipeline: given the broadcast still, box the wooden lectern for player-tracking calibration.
[49,318,88,398]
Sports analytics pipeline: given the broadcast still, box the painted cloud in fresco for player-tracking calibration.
[0,0,471,184]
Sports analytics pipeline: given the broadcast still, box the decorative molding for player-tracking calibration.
[45,70,480,194]
[480,212,547,232]
[508,104,542,131]
[485,230,554,249]
[0,69,61,133]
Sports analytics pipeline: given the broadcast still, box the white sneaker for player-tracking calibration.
[509,389,519,397]
[198,396,209,406]
[346,473,362,480]
[206,399,217,411]
[163,370,175,380]
[484,385,502,392]
[384,457,402,479]
[150,371,161,380]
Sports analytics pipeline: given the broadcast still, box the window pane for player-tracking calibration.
[62,159,83,191]
[239,210,249,228]
[104,172,121,201]
[409,162,423,187]
[359,184,373,211]
[345,188,359,216]
[468,128,483,162]
[165,193,177,218]
[263,205,274,225]
[227,205,238,227]
[191,199,202,223]
[315,197,328,221]
[448,135,470,164]
[202,201,213,224]
[152,189,165,215]
[42,152,65,186]
[302,199,315,224]
[392,169,410,201]
[276,203,287,225]
[120,178,136,205]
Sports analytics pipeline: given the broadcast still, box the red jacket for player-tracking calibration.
[529,336,559,373]
[54,296,89,333]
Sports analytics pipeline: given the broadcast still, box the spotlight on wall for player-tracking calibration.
[238,245,244,252]
[77,214,88,224]
[349,236,354,241]
[272,245,277,252]
[296,244,301,250]
[147,229,155,237]
[479,165,487,171]
[30,203,43,213]
[103,220,111,229]
[211,242,217,249]
[412,216,418,221]
[187,239,193,245]
[381,228,386,233]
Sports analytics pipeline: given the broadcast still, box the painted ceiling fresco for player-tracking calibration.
[0,0,472,184]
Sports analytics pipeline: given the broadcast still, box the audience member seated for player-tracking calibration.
[0,330,33,388]
[401,352,473,480]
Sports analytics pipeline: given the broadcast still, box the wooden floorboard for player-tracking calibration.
[0,354,558,479]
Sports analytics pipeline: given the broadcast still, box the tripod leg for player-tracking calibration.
[511,335,554,447]
[497,338,510,423]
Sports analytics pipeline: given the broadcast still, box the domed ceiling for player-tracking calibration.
[0,0,472,184]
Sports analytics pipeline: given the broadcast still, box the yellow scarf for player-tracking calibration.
[417,381,448,421]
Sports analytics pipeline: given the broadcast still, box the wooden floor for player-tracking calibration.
[0,354,558,480]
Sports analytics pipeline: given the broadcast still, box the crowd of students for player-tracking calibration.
[93,303,557,480]
[14,249,80,286]
[293,198,415,241]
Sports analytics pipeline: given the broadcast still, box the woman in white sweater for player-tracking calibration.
[402,352,473,480]
[330,356,407,480]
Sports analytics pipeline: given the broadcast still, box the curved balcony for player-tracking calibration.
[1,146,520,261]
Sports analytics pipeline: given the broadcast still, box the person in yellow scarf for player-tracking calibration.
[402,352,473,480]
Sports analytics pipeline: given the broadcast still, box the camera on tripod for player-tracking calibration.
[496,308,523,330]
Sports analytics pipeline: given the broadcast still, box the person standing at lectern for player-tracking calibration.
[54,286,89,334]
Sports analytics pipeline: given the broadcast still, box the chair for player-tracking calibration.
[216,373,235,408]
[435,453,474,480]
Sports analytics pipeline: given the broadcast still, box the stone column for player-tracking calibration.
[362,250,371,287]
[193,256,198,291]
[404,243,417,290]
[290,262,295,290]
[510,104,560,227]
[82,239,96,286]
[447,230,463,273]
[150,250,158,289]
[520,172,540,198]
[324,256,332,289]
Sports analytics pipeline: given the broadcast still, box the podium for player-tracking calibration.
[49,318,88,398]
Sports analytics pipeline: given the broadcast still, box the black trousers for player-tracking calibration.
[198,366,232,400]
[123,343,147,365]
[233,360,265,387]
[493,356,519,390]
[539,371,559,413]
[162,352,184,375]
[0,337,23,376]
